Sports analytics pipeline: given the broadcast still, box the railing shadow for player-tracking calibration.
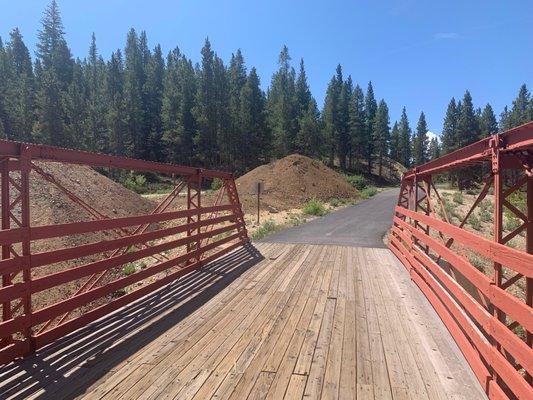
[0,242,263,399]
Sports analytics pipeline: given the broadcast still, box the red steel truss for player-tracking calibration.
[390,121,533,400]
[0,140,248,365]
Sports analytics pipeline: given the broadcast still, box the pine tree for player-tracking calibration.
[348,84,365,170]
[65,59,87,149]
[441,98,459,154]
[0,37,10,138]
[323,69,342,166]
[373,99,390,176]
[509,84,531,127]
[398,107,411,167]
[194,38,219,167]
[213,54,230,167]
[4,29,35,141]
[364,81,377,173]
[84,33,107,152]
[337,69,351,169]
[499,106,511,131]
[106,50,130,156]
[479,103,498,137]
[162,49,197,165]
[389,121,400,162]
[296,98,322,158]
[428,137,440,160]
[295,59,312,119]
[456,90,480,148]
[124,28,145,159]
[412,111,428,165]
[33,0,74,146]
[144,44,164,160]
[228,49,247,169]
[239,67,270,171]
[266,45,297,156]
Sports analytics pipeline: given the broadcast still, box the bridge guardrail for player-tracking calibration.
[0,140,248,365]
[390,121,533,400]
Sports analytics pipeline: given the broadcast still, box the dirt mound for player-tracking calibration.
[235,154,357,212]
[10,163,156,317]
[29,162,155,229]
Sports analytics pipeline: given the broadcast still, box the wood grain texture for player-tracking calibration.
[0,243,487,400]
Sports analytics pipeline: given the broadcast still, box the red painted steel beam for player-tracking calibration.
[403,121,533,179]
[0,139,232,179]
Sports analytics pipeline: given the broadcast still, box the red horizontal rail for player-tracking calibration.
[389,239,508,399]
[0,222,242,304]
[403,121,533,179]
[0,139,249,366]
[393,215,532,333]
[391,223,532,376]
[31,204,237,241]
[390,123,533,400]
[0,139,232,178]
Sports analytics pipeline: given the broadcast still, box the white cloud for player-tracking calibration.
[434,32,460,40]
[427,131,440,143]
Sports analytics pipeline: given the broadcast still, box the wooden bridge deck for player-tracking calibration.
[0,242,485,399]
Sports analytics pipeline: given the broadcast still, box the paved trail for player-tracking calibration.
[263,188,399,247]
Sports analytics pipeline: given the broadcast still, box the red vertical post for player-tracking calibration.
[1,158,11,347]
[186,169,202,263]
[196,171,202,263]
[526,174,532,383]
[20,146,33,353]
[490,135,504,386]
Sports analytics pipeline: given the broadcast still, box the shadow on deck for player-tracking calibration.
[0,243,263,399]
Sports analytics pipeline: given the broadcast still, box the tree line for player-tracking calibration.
[0,1,532,178]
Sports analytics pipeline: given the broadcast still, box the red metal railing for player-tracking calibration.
[0,140,248,365]
[390,122,533,400]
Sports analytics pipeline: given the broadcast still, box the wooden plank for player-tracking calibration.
[15,244,277,400]
[293,246,337,376]
[263,246,329,400]
[354,247,374,400]
[248,371,276,400]
[302,297,336,399]
[188,246,324,400]
[321,297,345,400]
[226,246,335,400]
[283,374,307,400]
[132,245,309,400]
[370,248,431,400]
[339,247,356,400]
[365,248,412,399]
[96,245,304,400]
[73,244,277,398]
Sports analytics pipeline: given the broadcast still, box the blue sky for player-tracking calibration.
[1,0,532,134]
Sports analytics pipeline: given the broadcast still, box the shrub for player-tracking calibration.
[303,198,328,216]
[360,186,378,199]
[329,198,341,207]
[122,264,136,276]
[479,209,491,223]
[469,214,481,231]
[479,199,493,213]
[251,220,282,241]
[123,173,147,193]
[211,177,223,191]
[504,216,520,232]
[345,174,367,190]
[452,191,464,204]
